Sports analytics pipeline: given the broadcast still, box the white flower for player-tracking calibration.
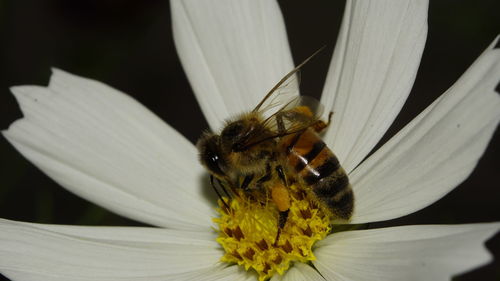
[1,0,499,280]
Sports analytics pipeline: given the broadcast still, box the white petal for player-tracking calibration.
[171,0,295,130]
[350,37,500,224]
[321,0,428,172]
[2,69,215,230]
[0,219,223,281]
[170,265,253,281]
[2,266,250,281]
[271,263,325,281]
[314,223,500,281]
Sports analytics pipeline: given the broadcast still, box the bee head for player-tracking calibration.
[197,133,228,177]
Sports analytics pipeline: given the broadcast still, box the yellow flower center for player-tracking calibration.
[213,184,331,281]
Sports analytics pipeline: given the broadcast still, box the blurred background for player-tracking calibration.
[0,0,499,280]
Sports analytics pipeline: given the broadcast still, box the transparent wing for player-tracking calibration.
[262,95,324,133]
[242,48,327,149]
[252,71,301,119]
[252,47,325,119]
[242,95,325,149]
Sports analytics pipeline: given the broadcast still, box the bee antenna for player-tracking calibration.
[216,178,233,199]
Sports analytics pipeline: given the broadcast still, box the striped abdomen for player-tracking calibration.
[282,128,353,220]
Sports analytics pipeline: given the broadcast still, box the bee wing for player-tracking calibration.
[241,48,326,149]
[263,95,325,133]
[252,71,301,119]
[252,47,325,118]
[242,95,325,149]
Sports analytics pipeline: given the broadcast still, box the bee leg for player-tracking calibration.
[210,175,230,210]
[327,111,333,126]
[240,174,254,192]
[257,164,272,185]
[272,167,291,246]
[275,165,288,187]
[312,111,333,133]
[274,210,289,246]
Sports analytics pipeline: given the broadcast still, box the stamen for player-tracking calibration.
[213,184,331,281]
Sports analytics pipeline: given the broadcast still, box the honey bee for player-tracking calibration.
[197,51,353,241]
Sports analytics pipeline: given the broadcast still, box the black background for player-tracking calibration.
[0,1,499,280]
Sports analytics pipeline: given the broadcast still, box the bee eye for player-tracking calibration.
[197,134,227,176]
[205,149,225,175]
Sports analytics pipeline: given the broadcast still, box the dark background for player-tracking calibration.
[0,0,499,280]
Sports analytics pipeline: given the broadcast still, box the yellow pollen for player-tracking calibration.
[213,184,331,281]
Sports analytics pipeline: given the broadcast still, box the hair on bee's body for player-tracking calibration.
[197,48,354,242]
[197,111,278,189]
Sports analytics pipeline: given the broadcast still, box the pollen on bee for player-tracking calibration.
[213,184,331,281]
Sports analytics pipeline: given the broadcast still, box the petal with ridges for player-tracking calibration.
[171,0,294,130]
[2,69,215,230]
[0,219,222,281]
[314,223,500,281]
[321,0,428,172]
[2,266,250,281]
[271,263,325,281]
[170,265,254,281]
[350,37,500,224]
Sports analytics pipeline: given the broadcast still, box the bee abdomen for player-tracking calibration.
[302,156,340,185]
[294,141,325,172]
[312,173,353,220]
[285,128,353,220]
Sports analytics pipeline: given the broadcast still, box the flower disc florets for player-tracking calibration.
[213,184,331,281]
